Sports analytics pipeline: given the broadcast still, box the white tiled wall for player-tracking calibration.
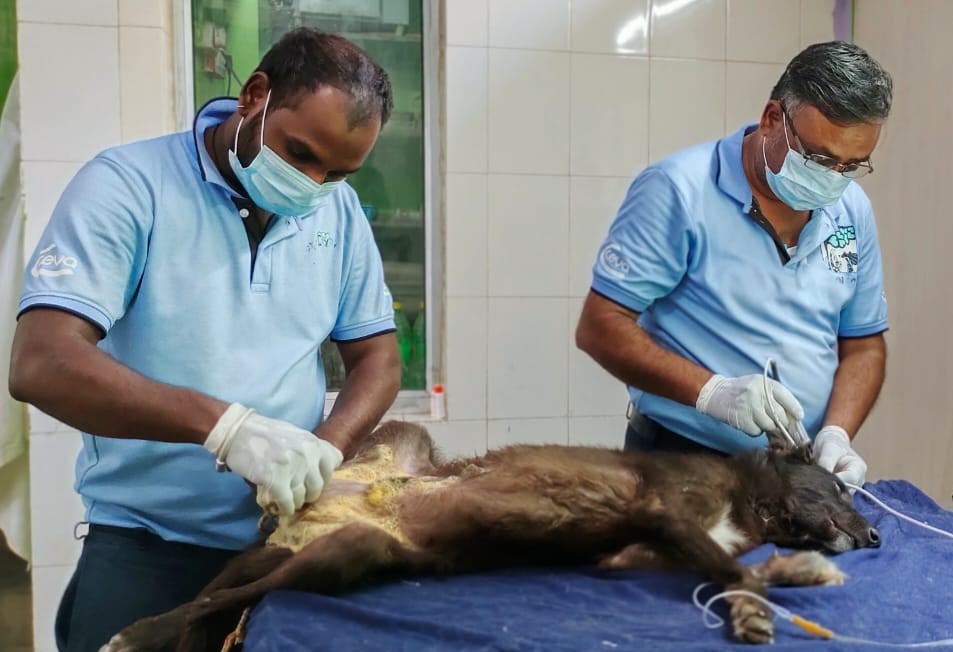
[487,49,571,174]
[27,421,84,652]
[441,0,836,454]
[16,1,176,649]
[852,0,953,508]
[13,0,837,647]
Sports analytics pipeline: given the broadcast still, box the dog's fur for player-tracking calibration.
[101,421,879,651]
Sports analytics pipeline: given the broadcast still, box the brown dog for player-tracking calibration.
[101,421,879,651]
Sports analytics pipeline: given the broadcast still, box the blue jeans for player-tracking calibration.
[55,524,239,652]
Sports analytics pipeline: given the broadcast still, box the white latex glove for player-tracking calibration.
[204,403,343,516]
[695,374,805,437]
[812,425,867,491]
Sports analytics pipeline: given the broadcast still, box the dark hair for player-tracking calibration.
[255,27,393,127]
[770,41,893,125]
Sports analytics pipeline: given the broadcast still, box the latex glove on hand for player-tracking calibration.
[204,403,344,516]
[696,374,805,438]
[812,425,867,491]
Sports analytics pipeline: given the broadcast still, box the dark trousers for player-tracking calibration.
[55,524,240,652]
[624,407,726,456]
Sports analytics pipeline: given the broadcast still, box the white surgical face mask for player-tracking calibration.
[762,112,851,211]
[228,90,343,216]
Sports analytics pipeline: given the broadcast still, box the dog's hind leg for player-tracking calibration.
[97,544,295,652]
[175,544,299,652]
[198,543,296,597]
[102,523,437,652]
[175,522,441,652]
[197,521,439,604]
[598,543,671,571]
[349,421,443,474]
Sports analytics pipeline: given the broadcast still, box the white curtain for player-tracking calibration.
[0,72,30,564]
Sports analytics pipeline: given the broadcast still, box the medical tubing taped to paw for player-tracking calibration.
[693,584,953,647]
[692,484,953,647]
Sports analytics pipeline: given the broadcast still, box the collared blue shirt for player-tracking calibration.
[19,98,395,548]
[591,124,888,453]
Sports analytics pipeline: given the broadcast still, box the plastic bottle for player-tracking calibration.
[408,300,427,389]
[393,301,413,382]
[430,384,446,419]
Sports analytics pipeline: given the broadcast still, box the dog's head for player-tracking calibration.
[752,446,880,553]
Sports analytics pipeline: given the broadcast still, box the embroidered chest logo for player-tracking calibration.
[822,226,858,273]
[31,243,79,278]
[306,231,336,252]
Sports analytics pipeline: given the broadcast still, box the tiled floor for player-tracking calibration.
[0,537,33,652]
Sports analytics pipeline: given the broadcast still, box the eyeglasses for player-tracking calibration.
[781,106,874,179]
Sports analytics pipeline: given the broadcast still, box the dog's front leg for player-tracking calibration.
[750,551,845,587]
[628,513,774,644]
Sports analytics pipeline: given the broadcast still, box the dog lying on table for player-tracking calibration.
[101,420,879,651]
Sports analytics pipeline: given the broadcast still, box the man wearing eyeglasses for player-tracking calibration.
[576,42,891,490]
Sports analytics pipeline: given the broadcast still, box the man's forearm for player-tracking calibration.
[10,312,225,444]
[318,335,401,455]
[575,292,711,407]
[823,334,887,437]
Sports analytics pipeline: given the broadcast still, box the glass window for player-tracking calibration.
[189,0,429,393]
[0,0,16,111]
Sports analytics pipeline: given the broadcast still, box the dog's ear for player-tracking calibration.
[768,443,813,465]
[791,443,813,465]
[766,441,791,456]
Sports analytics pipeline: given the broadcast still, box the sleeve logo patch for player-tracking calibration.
[598,242,629,279]
[30,243,78,278]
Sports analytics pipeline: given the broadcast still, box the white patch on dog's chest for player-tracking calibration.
[707,504,748,554]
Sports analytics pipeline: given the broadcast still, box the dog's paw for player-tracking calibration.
[730,594,774,644]
[98,631,152,652]
[597,544,664,570]
[788,551,845,586]
[98,633,134,652]
[96,613,177,652]
[758,551,846,587]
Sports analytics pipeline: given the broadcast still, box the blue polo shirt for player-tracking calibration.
[19,98,395,549]
[591,124,888,453]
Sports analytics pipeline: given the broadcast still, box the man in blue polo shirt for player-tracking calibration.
[576,42,892,490]
[9,29,401,652]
